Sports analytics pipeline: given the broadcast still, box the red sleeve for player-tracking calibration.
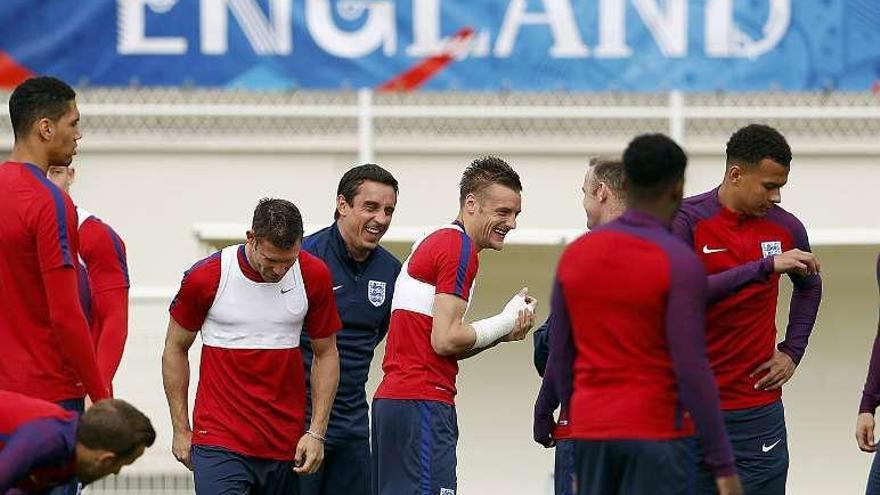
[33,189,78,273]
[79,217,129,293]
[430,229,478,301]
[42,267,109,402]
[92,288,128,387]
[169,253,221,332]
[300,252,342,340]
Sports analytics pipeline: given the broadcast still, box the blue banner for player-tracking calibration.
[1,1,878,91]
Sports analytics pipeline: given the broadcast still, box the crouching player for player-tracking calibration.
[0,390,154,493]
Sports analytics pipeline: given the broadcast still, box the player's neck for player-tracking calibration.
[456,214,484,253]
[242,243,263,279]
[717,182,745,214]
[626,202,675,226]
[9,142,49,173]
[604,202,627,225]
[337,224,370,262]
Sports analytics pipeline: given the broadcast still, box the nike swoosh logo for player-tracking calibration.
[280,287,295,294]
[762,439,782,452]
[333,285,343,291]
[702,245,728,254]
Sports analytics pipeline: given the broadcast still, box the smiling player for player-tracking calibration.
[372,156,537,495]
[298,165,402,495]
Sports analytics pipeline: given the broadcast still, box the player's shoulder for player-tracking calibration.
[418,225,470,253]
[372,244,403,271]
[764,204,807,235]
[79,212,120,240]
[658,228,701,262]
[299,249,333,281]
[0,390,72,430]
[678,189,721,223]
[10,162,74,208]
[0,160,24,183]
[302,225,333,253]
[182,251,222,282]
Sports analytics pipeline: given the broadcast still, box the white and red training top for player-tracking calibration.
[169,244,341,460]
[375,222,479,405]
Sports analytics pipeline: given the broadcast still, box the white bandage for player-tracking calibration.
[471,292,530,349]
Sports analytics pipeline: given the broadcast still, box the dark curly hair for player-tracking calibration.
[726,124,792,169]
[623,134,687,202]
[459,156,522,206]
[251,198,303,250]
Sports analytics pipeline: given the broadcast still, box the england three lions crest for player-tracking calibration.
[368,280,387,307]
[761,241,782,258]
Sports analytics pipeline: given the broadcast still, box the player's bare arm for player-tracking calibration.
[161,317,198,470]
[431,288,536,359]
[431,293,478,356]
[294,333,339,475]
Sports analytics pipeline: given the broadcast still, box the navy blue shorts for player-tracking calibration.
[695,400,788,495]
[555,440,576,495]
[573,438,697,495]
[371,399,458,495]
[298,437,370,495]
[192,446,299,495]
[867,451,880,495]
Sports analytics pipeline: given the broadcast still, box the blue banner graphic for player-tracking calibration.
[1,0,878,91]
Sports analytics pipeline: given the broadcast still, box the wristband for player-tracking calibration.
[305,430,326,442]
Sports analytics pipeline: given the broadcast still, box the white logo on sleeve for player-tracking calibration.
[761,241,783,258]
[333,285,344,292]
[440,489,455,495]
[761,439,782,452]
[702,245,728,254]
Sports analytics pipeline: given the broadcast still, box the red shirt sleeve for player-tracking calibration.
[79,217,129,293]
[430,229,478,301]
[169,253,221,332]
[33,189,78,273]
[300,252,342,340]
[92,288,128,388]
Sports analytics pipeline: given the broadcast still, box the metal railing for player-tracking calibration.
[4,89,880,155]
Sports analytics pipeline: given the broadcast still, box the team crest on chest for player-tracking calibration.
[761,241,782,258]
[368,280,387,307]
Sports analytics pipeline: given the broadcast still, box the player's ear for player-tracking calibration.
[464,193,478,214]
[37,117,53,141]
[94,450,117,470]
[727,164,744,185]
[336,194,349,217]
[596,182,608,203]
[245,230,256,244]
